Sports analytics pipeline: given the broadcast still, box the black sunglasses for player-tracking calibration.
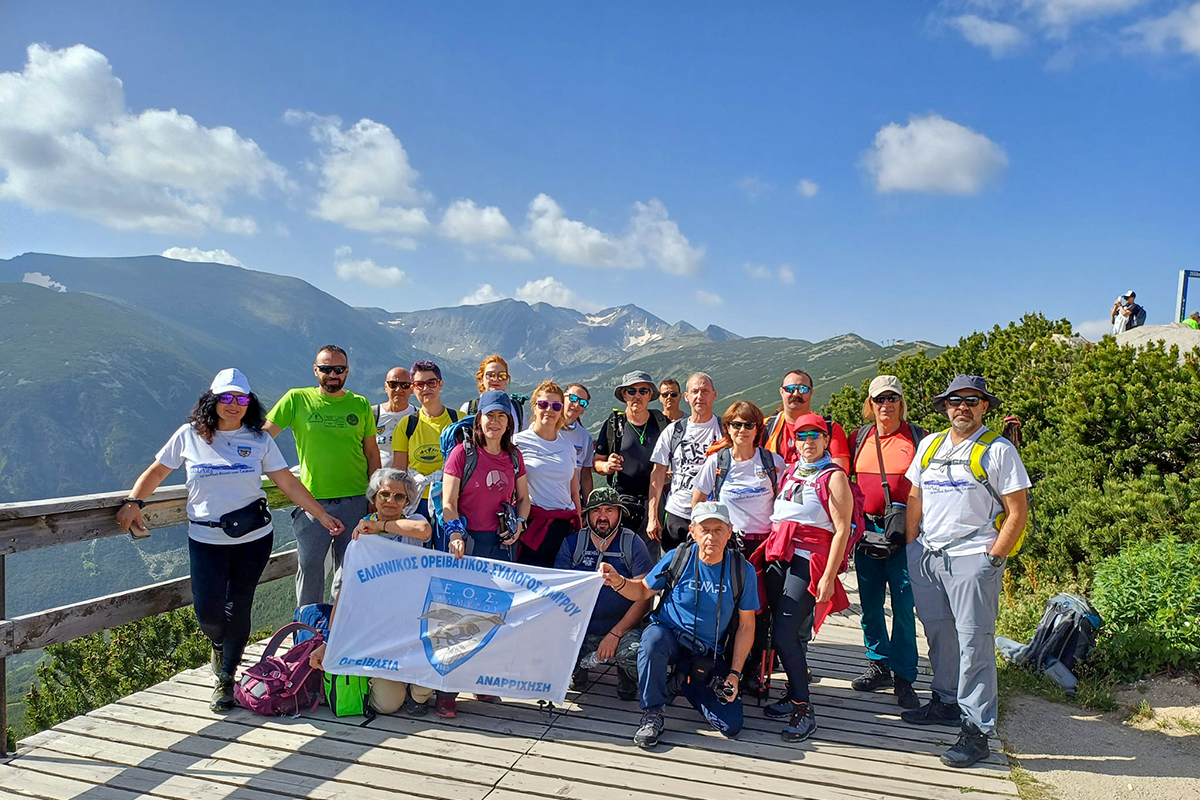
[661,391,680,399]
[946,395,983,408]
[727,420,757,431]
[872,393,901,404]
[386,380,412,390]
[624,387,653,397]
[316,365,348,375]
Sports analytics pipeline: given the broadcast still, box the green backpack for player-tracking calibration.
[323,673,376,725]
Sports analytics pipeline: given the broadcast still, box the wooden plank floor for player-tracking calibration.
[3,588,1017,800]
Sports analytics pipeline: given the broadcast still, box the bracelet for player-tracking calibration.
[120,498,145,509]
[729,669,742,680]
[617,576,628,592]
[606,631,619,639]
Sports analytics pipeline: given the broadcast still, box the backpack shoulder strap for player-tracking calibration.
[373,404,381,426]
[849,423,874,475]
[969,430,1004,504]
[757,447,779,496]
[713,446,732,498]
[919,429,950,470]
[661,543,694,599]
[404,413,420,439]
[571,531,589,567]
[620,530,636,573]
[650,409,670,430]
[729,550,746,605]
[461,439,479,487]
[466,398,478,414]
[448,408,462,423]
[669,417,688,459]
[907,422,927,443]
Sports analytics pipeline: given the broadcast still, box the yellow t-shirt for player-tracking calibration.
[393,408,461,497]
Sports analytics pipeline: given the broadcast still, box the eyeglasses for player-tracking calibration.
[624,387,653,397]
[386,380,412,390]
[316,365,348,375]
[484,371,510,381]
[376,491,407,503]
[946,395,983,408]
[727,420,756,431]
[567,393,589,409]
[536,400,564,412]
[217,393,252,406]
[872,393,901,404]
[412,379,441,389]
[661,391,680,399]
[794,430,823,441]
[782,384,812,395]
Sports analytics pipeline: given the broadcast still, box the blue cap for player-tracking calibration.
[477,390,515,421]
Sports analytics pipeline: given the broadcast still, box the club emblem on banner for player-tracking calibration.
[420,577,513,675]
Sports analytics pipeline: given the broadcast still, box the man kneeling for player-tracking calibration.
[600,501,758,749]
[555,487,653,700]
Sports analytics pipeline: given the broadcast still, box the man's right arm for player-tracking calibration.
[264,421,283,438]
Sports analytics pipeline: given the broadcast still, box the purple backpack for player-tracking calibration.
[235,622,325,716]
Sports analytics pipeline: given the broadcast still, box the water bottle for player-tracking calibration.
[579,650,613,669]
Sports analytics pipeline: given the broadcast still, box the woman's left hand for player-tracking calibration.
[815,572,836,604]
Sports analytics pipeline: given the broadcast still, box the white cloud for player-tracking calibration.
[863,114,1008,195]
[737,174,770,199]
[0,44,286,234]
[288,110,431,235]
[694,289,724,307]
[459,284,507,305]
[514,276,601,312]
[439,199,515,243]
[1124,2,1200,58]
[495,243,534,262]
[374,236,420,250]
[1025,0,1147,30]
[745,263,795,283]
[22,271,66,292]
[950,14,1028,55]
[161,247,244,267]
[274,223,290,237]
[796,179,820,197]
[1076,317,1117,339]
[778,264,796,284]
[333,246,407,287]
[744,263,772,280]
[630,199,706,276]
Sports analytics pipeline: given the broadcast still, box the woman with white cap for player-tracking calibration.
[116,368,343,712]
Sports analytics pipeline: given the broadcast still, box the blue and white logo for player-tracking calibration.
[419,577,512,675]
[237,446,252,457]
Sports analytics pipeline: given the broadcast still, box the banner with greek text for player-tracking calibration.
[323,535,604,703]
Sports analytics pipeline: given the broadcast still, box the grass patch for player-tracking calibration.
[1124,699,1152,723]
[1007,763,1058,800]
[997,660,1119,714]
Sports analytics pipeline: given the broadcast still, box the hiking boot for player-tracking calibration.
[781,701,817,742]
[435,695,458,718]
[210,673,235,712]
[763,697,796,718]
[403,694,429,718]
[851,661,893,692]
[617,671,638,702]
[634,708,665,749]
[894,677,920,709]
[900,695,962,726]
[940,721,990,768]
[570,667,589,691]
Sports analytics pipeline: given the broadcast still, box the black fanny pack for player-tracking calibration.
[190,497,271,538]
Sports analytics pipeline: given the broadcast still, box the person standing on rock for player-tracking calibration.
[902,375,1030,769]
[265,345,379,606]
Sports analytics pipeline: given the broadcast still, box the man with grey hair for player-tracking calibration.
[648,372,721,551]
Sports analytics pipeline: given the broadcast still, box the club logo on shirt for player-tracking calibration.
[347,414,360,426]
[377,426,385,435]
[237,446,252,457]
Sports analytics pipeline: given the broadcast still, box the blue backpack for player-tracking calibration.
[429,414,519,548]
[292,603,332,645]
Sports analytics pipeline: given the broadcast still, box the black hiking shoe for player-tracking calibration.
[570,668,589,691]
[901,695,962,725]
[781,702,817,742]
[634,708,665,748]
[851,660,893,692]
[617,671,638,702]
[210,673,235,712]
[940,721,990,768]
[894,677,920,709]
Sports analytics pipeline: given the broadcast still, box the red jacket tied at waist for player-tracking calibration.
[520,505,581,551]
[752,520,849,634]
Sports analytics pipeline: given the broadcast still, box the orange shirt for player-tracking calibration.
[764,415,850,466]
[852,425,919,516]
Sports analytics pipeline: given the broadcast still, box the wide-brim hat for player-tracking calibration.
[582,486,627,515]
[614,371,659,403]
[931,375,1001,414]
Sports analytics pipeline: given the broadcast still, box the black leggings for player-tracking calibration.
[189,532,274,676]
[765,553,817,703]
[516,517,575,568]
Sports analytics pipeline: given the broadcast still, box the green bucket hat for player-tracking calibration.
[581,486,627,516]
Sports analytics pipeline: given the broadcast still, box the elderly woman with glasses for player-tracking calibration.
[513,380,582,566]
[309,467,434,716]
[844,376,926,710]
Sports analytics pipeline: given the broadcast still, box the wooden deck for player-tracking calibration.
[1,603,1017,800]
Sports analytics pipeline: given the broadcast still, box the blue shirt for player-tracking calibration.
[646,545,759,653]
[555,529,653,636]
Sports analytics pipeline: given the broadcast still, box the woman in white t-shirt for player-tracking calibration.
[116,368,343,712]
[513,380,582,567]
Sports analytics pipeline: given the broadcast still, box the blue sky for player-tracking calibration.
[1,1,1197,344]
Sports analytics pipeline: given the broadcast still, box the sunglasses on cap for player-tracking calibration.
[536,400,564,412]
[872,393,901,404]
[946,395,983,408]
[794,430,823,441]
[661,390,680,399]
[624,387,653,397]
[727,420,757,431]
[217,393,251,406]
[412,378,441,389]
[316,365,348,375]
[386,380,412,390]
[782,384,812,395]
[567,393,589,409]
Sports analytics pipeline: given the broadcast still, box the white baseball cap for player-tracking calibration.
[868,375,903,399]
[692,501,732,526]
[210,368,251,395]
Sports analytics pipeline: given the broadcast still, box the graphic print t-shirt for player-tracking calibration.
[444,444,526,532]
[392,408,459,498]
[645,546,759,653]
[375,405,415,469]
[266,387,372,499]
[692,450,786,535]
[651,416,724,518]
[156,423,287,545]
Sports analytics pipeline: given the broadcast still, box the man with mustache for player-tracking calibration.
[762,369,850,470]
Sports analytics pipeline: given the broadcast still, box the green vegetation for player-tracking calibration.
[826,313,1200,692]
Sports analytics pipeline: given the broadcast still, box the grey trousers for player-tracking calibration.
[907,540,1004,735]
[293,496,369,606]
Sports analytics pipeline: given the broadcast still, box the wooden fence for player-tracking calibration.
[0,484,298,755]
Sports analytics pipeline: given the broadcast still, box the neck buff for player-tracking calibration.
[794,451,832,476]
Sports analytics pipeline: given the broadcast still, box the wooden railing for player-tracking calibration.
[0,484,298,755]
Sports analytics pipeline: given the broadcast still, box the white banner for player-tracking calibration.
[323,536,604,703]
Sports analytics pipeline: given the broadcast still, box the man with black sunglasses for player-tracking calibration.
[265,344,380,606]
[374,367,415,469]
[562,383,596,501]
[658,379,685,422]
[901,375,1030,769]
[763,369,850,470]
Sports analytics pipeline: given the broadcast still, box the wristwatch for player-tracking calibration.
[728,669,742,680]
[987,553,1006,568]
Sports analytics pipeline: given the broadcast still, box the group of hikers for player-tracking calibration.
[115,345,1030,769]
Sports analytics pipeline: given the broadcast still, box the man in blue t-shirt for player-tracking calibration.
[555,487,653,700]
[600,501,759,749]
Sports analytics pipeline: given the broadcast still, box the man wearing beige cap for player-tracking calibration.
[846,375,926,710]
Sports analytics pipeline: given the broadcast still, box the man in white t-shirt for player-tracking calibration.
[901,375,1030,770]
[561,383,596,500]
[648,372,722,551]
[375,367,416,469]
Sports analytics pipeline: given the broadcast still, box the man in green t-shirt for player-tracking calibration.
[266,344,381,605]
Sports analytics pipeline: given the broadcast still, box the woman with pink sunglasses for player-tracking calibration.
[513,380,582,566]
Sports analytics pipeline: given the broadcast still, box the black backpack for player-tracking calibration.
[657,543,747,652]
[1020,593,1102,674]
[712,446,778,498]
[403,407,461,439]
[570,528,638,570]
